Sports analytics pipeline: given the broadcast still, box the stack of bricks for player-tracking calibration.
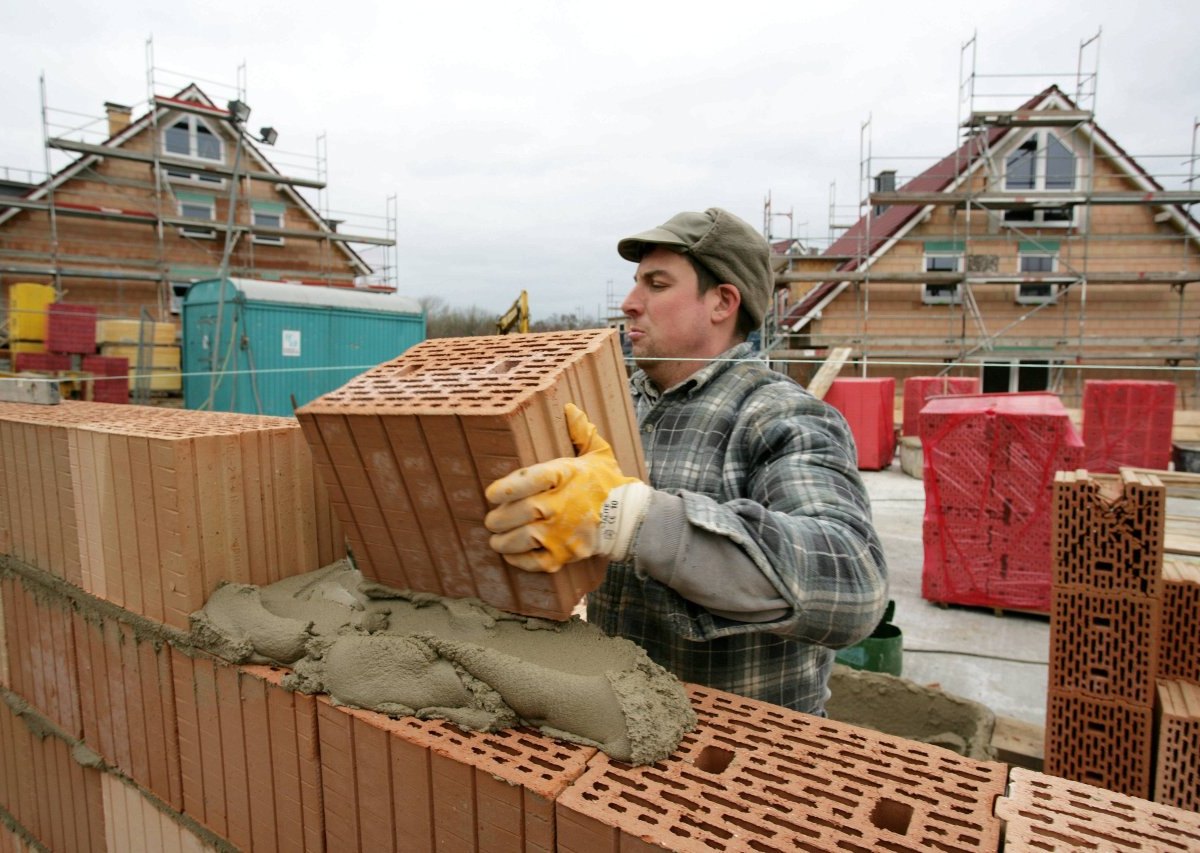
[921,392,1085,612]
[901,375,981,437]
[6,403,1200,848]
[296,329,646,621]
[1051,470,1200,812]
[45,303,98,356]
[823,377,896,470]
[1082,379,1176,472]
[80,355,130,404]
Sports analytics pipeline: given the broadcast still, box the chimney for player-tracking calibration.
[104,102,132,138]
[873,169,897,217]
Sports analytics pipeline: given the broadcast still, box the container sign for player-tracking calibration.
[282,329,301,357]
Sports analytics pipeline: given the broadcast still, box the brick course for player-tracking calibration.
[1155,680,1200,813]
[557,684,1007,852]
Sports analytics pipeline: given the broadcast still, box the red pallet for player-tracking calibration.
[45,303,98,355]
[920,393,1084,612]
[1082,379,1175,472]
[901,376,979,437]
[824,377,896,470]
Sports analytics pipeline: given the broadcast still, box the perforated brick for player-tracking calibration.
[901,376,980,437]
[1052,469,1165,596]
[1160,560,1200,684]
[0,572,82,738]
[72,607,181,812]
[1154,680,1200,812]
[556,684,1006,852]
[100,774,218,853]
[1045,690,1155,799]
[997,766,1200,851]
[0,687,105,852]
[297,329,645,620]
[1049,587,1160,706]
[171,653,323,851]
[317,698,596,852]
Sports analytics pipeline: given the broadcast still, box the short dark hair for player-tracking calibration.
[686,255,756,341]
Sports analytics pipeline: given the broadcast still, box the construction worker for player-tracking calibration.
[484,208,887,714]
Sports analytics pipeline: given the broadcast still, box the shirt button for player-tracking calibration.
[642,424,653,434]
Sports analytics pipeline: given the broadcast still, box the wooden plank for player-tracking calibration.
[991,715,1045,770]
[806,346,853,401]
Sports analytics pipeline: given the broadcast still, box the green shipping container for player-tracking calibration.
[183,278,425,416]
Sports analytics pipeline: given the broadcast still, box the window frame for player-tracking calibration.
[1015,250,1060,305]
[1002,130,1079,227]
[250,203,286,246]
[921,251,964,305]
[176,193,217,240]
[162,115,227,186]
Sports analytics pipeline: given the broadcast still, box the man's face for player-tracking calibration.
[621,246,728,389]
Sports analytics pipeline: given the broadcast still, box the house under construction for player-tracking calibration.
[768,39,1200,408]
[0,53,396,331]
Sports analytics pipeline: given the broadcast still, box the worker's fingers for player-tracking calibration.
[488,524,546,555]
[498,549,564,574]
[485,459,572,505]
[565,403,612,457]
[484,500,546,535]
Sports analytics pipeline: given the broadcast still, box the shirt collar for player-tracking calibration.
[630,342,760,402]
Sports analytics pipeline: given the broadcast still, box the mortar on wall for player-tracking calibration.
[826,664,996,761]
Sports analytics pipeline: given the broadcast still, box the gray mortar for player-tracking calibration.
[192,560,696,765]
[826,664,997,760]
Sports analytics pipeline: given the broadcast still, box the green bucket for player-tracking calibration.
[835,601,902,676]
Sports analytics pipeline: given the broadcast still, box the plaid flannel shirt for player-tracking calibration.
[588,343,888,713]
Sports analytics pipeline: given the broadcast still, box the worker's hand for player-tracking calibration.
[485,403,652,572]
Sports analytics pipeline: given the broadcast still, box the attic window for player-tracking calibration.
[163,116,224,163]
[1005,132,1076,192]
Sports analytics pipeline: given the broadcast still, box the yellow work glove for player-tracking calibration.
[484,403,652,573]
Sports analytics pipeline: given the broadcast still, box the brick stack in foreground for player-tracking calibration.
[297,329,646,621]
[824,377,896,470]
[901,375,980,437]
[921,392,1084,612]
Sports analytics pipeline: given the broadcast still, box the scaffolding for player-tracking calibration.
[0,41,398,327]
[774,31,1200,403]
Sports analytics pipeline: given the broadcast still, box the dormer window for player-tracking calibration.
[1005,132,1076,191]
[163,116,223,163]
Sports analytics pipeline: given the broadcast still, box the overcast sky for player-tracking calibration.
[2,0,1197,320]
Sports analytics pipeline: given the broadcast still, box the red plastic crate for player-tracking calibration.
[823,377,896,470]
[920,393,1084,612]
[902,376,980,436]
[1082,380,1175,472]
[45,303,98,355]
[13,351,71,373]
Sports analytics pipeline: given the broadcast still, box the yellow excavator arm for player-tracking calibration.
[496,290,530,334]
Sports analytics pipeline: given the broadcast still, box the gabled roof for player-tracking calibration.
[780,85,1200,332]
[0,84,372,277]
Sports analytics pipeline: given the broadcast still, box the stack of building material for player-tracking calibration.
[1048,469,1166,799]
[96,318,181,394]
[46,303,98,355]
[297,328,646,621]
[823,377,897,470]
[921,392,1085,612]
[5,282,56,356]
[901,375,980,437]
[80,355,129,403]
[1082,379,1176,472]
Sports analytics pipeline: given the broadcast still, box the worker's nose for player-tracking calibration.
[620,288,640,317]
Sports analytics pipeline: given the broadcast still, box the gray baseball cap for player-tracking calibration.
[617,207,773,327]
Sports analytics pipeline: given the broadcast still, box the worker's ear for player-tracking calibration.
[709,283,741,326]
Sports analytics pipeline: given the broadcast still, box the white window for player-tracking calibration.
[922,253,963,304]
[1016,252,1059,304]
[177,195,217,239]
[1004,132,1077,227]
[251,204,285,246]
[163,116,226,185]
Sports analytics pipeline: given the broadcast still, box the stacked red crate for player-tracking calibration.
[901,375,980,437]
[1082,379,1175,472]
[823,377,896,470]
[81,355,129,403]
[12,352,71,373]
[920,392,1084,612]
[45,303,98,355]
